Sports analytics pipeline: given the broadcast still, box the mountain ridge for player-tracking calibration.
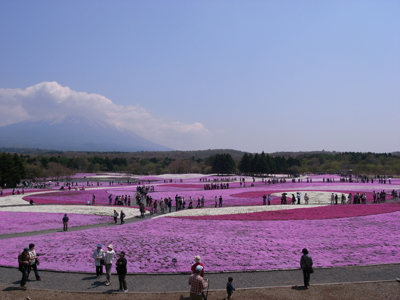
[0,117,172,152]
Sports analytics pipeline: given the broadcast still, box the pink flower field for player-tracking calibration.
[0,210,399,273]
[1,174,399,274]
[0,211,111,234]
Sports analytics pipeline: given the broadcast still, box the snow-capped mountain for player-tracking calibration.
[0,116,172,152]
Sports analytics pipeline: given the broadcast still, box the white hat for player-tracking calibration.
[195,265,203,272]
[107,244,113,249]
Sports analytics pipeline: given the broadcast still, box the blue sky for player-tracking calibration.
[0,0,399,153]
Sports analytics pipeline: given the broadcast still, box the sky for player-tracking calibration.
[0,0,399,153]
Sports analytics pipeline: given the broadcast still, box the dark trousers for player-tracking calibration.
[28,264,40,279]
[63,222,68,231]
[303,269,311,287]
[118,273,127,290]
[20,266,29,286]
[96,265,103,276]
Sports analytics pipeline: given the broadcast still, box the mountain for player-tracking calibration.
[0,117,172,152]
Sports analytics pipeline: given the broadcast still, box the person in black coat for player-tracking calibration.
[300,248,313,288]
[116,251,128,292]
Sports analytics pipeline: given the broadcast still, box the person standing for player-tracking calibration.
[304,193,309,205]
[140,203,146,218]
[297,192,301,204]
[263,194,267,205]
[18,248,30,290]
[191,255,205,277]
[104,244,115,286]
[62,214,69,231]
[219,195,223,207]
[116,251,128,292]
[267,194,271,205]
[188,265,208,300]
[92,243,104,278]
[300,248,313,289]
[27,243,41,281]
[120,210,126,224]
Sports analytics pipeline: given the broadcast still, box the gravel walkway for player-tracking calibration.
[1,264,399,293]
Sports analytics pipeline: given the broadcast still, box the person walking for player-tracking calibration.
[104,244,115,286]
[18,248,30,290]
[225,276,236,300]
[27,243,41,281]
[300,248,313,289]
[113,210,119,224]
[92,243,104,278]
[116,251,128,292]
[62,214,69,231]
[188,265,208,300]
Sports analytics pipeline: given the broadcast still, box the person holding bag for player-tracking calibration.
[300,248,313,289]
[92,243,104,278]
[27,243,41,281]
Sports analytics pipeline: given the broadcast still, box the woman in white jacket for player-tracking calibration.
[92,243,104,277]
[104,244,115,286]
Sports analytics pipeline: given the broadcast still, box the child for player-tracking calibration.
[226,276,235,299]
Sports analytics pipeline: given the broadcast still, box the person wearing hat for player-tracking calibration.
[300,248,313,289]
[104,244,115,286]
[92,243,104,278]
[18,248,31,290]
[116,251,128,292]
[188,265,208,300]
[191,255,205,277]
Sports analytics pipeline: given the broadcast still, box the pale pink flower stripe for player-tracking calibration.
[0,212,111,234]
[1,211,399,273]
[174,203,400,221]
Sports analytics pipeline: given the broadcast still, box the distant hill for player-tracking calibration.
[0,116,172,152]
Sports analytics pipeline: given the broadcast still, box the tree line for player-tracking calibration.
[1,150,399,187]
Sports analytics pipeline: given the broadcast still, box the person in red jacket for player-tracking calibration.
[191,255,204,277]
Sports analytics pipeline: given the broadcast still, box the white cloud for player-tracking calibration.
[0,82,210,149]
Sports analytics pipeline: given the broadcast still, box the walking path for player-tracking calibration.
[1,264,399,293]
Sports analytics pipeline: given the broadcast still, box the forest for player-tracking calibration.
[0,148,399,187]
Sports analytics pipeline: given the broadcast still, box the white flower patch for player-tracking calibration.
[0,192,56,206]
[271,191,349,205]
[0,203,140,218]
[154,204,320,218]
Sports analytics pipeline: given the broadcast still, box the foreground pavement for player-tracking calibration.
[0,264,399,294]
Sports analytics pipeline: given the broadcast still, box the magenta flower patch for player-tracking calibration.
[174,203,400,221]
[0,211,111,234]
